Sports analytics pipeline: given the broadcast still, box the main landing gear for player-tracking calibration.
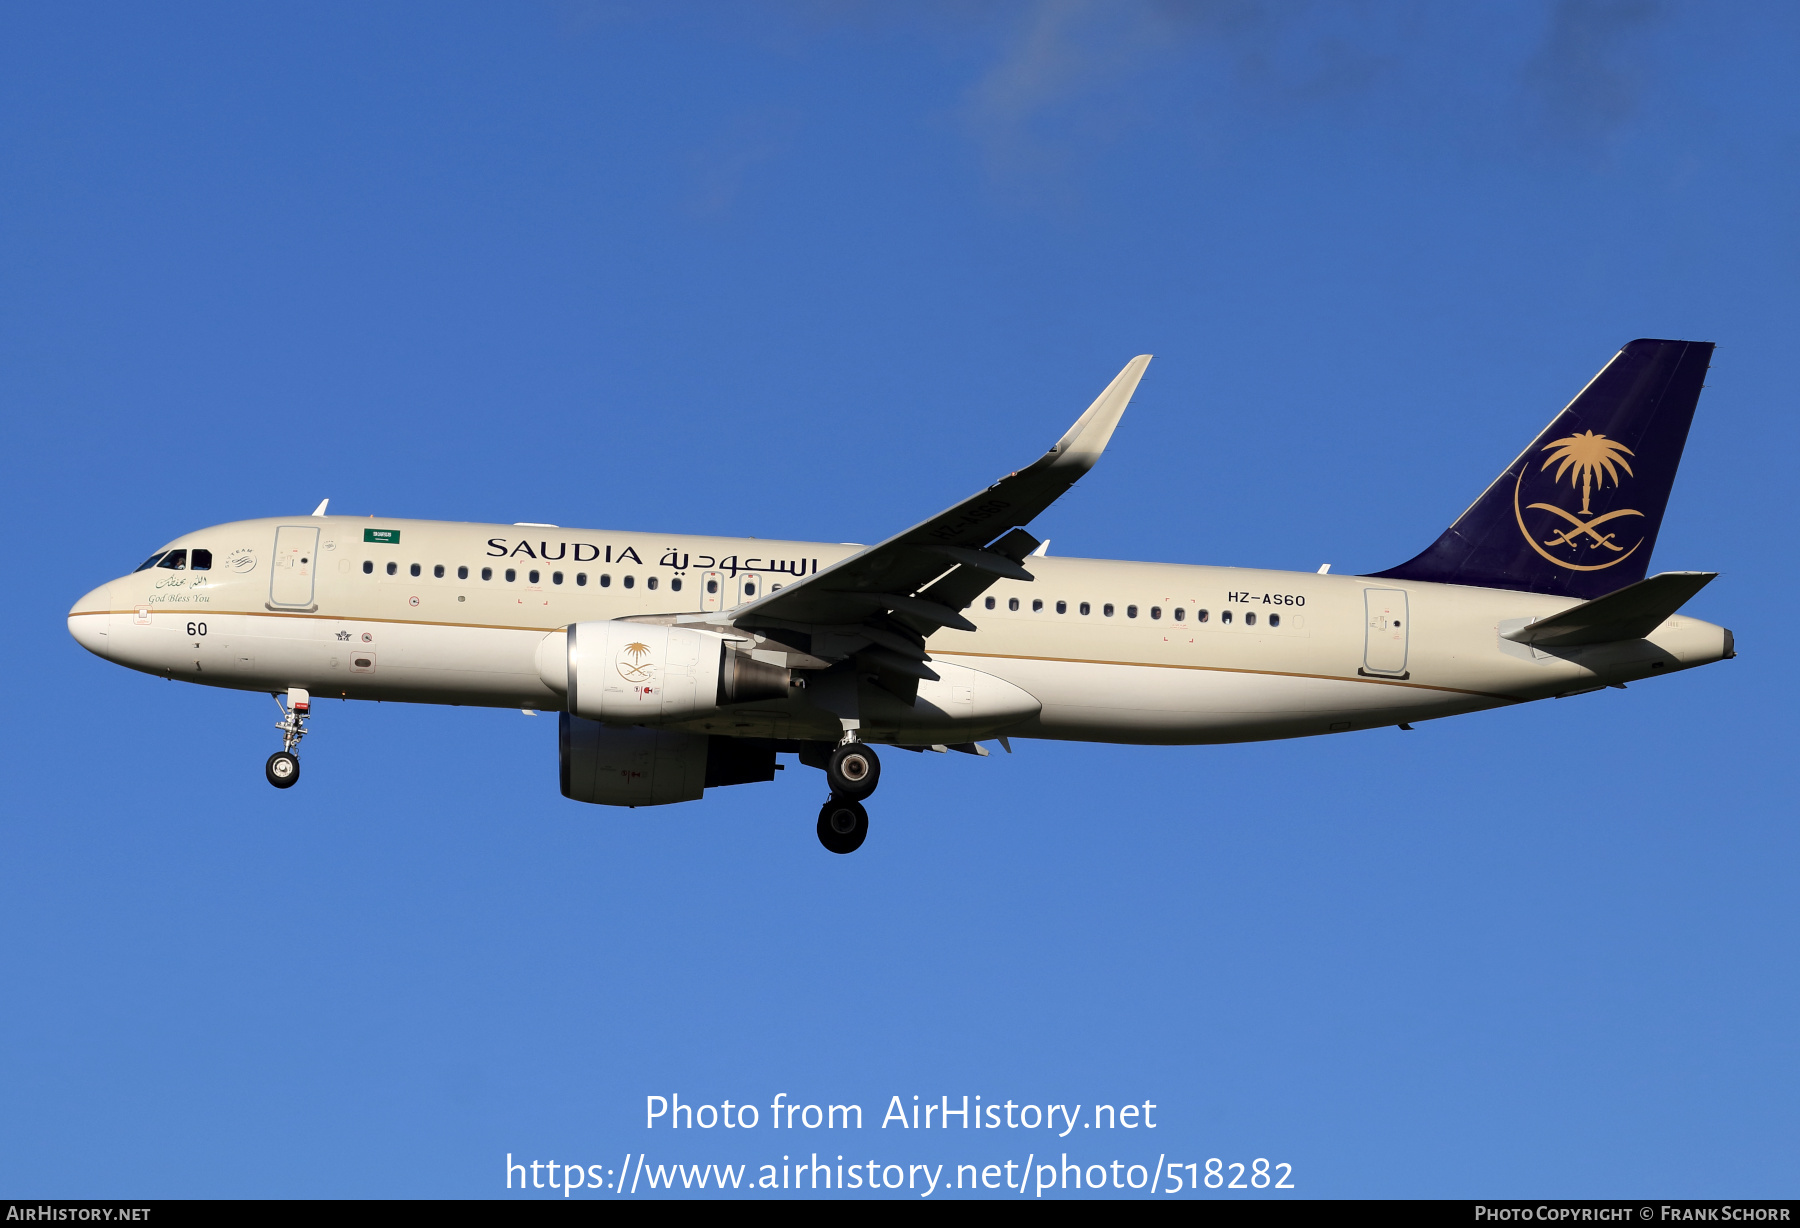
[817,796,868,855]
[266,688,310,790]
[815,738,879,854]
[826,742,880,800]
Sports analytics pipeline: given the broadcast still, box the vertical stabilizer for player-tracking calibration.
[1372,339,1713,599]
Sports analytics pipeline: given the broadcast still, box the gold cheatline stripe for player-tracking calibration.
[931,649,1522,703]
[81,610,1522,703]
[86,608,565,634]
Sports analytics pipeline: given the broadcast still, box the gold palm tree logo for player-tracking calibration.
[617,641,654,682]
[1540,430,1634,515]
[1513,429,1645,570]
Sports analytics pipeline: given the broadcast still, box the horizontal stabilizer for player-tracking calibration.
[1501,571,1716,648]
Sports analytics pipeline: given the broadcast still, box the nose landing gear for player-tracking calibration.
[266,751,300,787]
[815,737,879,854]
[266,688,310,790]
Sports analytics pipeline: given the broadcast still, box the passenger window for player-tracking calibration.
[706,579,718,594]
[158,550,187,570]
[985,596,995,610]
[576,572,587,586]
[1032,599,1043,612]
[1127,605,1138,619]
[649,577,660,591]
[1079,602,1090,615]
[189,549,212,571]
[1008,597,1019,611]
[769,583,779,592]
[1245,611,1257,626]
[528,569,540,584]
[410,563,421,577]
[1269,613,1280,628]
[1173,607,1185,622]
[481,567,492,581]
[1150,606,1161,620]
[457,565,468,579]
[1103,603,1114,617]
[600,574,611,587]
[505,568,516,582]
[623,575,635,589]
[434,564,445,578]
[362,560,373,575]
[552,571,563,585]
[134,552,167,572]
[1056,600,1066,614]
[1197,609,1209,623]
[385,561,397,576]
[1221,609,1233,624]
[671,578,682,592]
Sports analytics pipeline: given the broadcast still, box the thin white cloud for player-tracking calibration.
[1525,0,1664,147]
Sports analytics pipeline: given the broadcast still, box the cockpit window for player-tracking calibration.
[156,550,187,570]
[134,552,167,572]
[189,549,212,571]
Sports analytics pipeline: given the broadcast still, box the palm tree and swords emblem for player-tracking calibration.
[1512,429,1644,571]
[617,641,656,684]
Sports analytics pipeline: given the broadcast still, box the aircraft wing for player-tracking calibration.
[702,355,1151,690]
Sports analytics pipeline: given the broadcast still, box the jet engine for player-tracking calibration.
[536,621,792,723]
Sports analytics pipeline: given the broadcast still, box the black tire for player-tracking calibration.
[826,743,880,801]
[266,751,300,789]
[816,797,868,854]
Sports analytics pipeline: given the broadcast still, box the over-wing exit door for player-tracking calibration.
[1362,587,1409,677]
[269,526,320,608]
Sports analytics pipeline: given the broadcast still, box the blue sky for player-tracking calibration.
[2,1,1794,1199]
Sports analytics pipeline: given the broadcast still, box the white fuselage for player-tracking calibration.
[67,515,1732,746]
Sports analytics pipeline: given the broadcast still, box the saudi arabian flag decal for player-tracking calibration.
[364,528,400,544]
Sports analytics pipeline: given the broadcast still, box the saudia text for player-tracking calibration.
[484,538,817,577]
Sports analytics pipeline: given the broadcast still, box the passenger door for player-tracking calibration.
[1362,587,1409,676]
[269,526,320,608]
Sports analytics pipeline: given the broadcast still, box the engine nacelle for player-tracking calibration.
[559,715,780,806]
[537,621,791,723]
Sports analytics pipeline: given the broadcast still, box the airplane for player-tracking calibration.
[67,339,1732,853]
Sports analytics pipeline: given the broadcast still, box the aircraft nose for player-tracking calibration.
[68,583,114,659]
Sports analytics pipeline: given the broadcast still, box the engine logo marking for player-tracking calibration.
[617,641,655,683]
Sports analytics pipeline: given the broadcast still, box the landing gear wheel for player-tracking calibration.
[826,743,880,801]
[266,751,300,789]
[817,797,868,854]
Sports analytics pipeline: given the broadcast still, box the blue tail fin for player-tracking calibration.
[1371,338,1713,600]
